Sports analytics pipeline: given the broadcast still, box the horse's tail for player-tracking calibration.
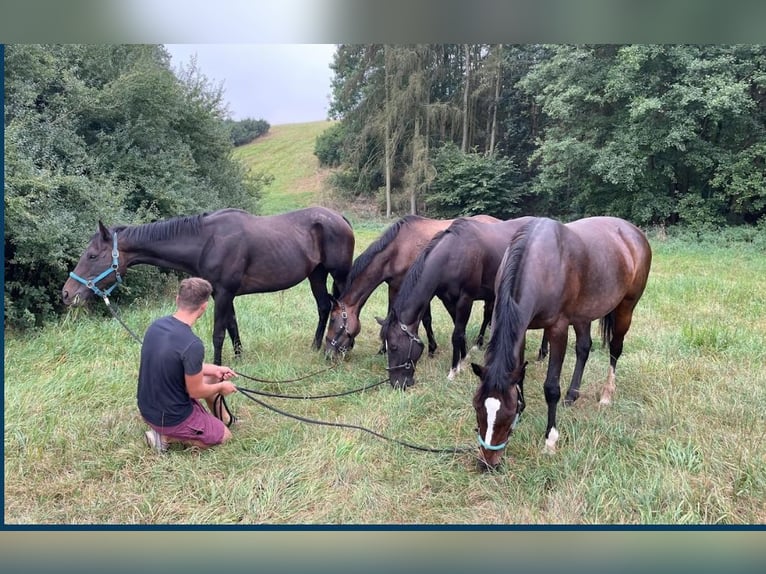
[599,311,616,348]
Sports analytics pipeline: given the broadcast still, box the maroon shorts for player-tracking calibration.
[145,400,226,446]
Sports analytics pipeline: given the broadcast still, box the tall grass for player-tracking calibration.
[5,230,765,524]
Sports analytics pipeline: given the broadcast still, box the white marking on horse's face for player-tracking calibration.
[483,397,501,446]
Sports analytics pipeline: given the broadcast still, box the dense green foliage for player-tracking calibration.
[321,44,766,227]
[425,142,528,219]
[4,44,265,330]
[314,122,346,167]
[225,117,270,146]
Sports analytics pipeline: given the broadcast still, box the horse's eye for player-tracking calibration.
[88,253,97,260]
[390,345,398,352]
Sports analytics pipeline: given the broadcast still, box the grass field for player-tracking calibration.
[4,122,766,525]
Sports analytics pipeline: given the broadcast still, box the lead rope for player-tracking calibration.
[101,295,477,455]
[236,387,475,456]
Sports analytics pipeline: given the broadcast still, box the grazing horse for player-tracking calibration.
[471,216,652,470]
[378,216,533,389]
[61,207,355,365]
[324,214,498,358]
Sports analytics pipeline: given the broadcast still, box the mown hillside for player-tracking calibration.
[234,121,337,215]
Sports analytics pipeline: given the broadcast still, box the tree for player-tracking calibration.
[4,44,265,330]
[520,44,766,226]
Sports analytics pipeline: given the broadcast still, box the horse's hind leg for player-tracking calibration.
[564,321,592,406]
[212,292,236,365]
[599,304,634,405]
[308,267,332,350]
[537,330,549,361]
[226,304,242,359]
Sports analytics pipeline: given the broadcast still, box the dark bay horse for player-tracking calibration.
[61,207,355,365]
[471,216,652,470]
[324,214,498,359]
[378,216,533,389]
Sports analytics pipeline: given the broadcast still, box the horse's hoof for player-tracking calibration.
[542,427,559,454]
[563,393,578,406]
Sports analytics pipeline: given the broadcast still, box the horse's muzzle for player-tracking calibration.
[476,456,502,473]
[61,285,86,307]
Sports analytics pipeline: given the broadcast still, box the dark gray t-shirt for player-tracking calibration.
[137,315,204,427]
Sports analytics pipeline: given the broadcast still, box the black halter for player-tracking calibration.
[327,301,351,353]
[384,323,424,372]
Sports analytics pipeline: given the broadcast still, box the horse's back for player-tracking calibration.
[566,216,651,290]
[201,207,353,293]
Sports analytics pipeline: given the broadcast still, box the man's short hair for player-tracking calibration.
[177,277,213,310]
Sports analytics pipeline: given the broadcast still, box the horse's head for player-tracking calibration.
[62,222,125,306]
[377,312,424,390]
[324,299,360,358]
[471,361,527,471]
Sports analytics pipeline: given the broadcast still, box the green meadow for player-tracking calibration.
[4,123,765,525]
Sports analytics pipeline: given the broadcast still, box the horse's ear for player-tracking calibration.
[98,221,111,242]
[375,316,385,326]
[471,362,485,378]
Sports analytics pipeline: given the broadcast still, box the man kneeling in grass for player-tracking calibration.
[137,277,238,453]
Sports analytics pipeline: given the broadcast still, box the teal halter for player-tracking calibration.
[69,232,122,299]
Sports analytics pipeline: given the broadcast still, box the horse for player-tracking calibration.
[61,207,355,365]
[471,216,652,470]
[378,216,534,389]
[324,214,499,359]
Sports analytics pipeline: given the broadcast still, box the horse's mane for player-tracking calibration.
[345,215,426,287]
[115,213,206,243]
[481,218,542,394]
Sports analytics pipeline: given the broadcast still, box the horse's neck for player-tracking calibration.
[342,242,402,312]
[121,236,201,276]
[341,267,386,314]
[394,257,444,326]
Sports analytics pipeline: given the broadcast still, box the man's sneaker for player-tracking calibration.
[144,429,168,453]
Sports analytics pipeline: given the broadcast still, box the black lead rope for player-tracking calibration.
[235,386,475,456]
[232,362,339,385]
[101,295,477,456]
[235,378,388,399]
[102,296,144,345]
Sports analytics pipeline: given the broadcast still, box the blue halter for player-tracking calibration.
[69,232,122,299]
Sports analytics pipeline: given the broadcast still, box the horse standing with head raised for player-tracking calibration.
[471,216,652,470]
[62,207,355,365]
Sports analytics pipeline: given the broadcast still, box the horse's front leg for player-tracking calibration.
[542,321,568,453]
[422,304,438,356]
[564,321,592,406]
[447,295,473,381]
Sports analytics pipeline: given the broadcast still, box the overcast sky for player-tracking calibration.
[164,44,337,125]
